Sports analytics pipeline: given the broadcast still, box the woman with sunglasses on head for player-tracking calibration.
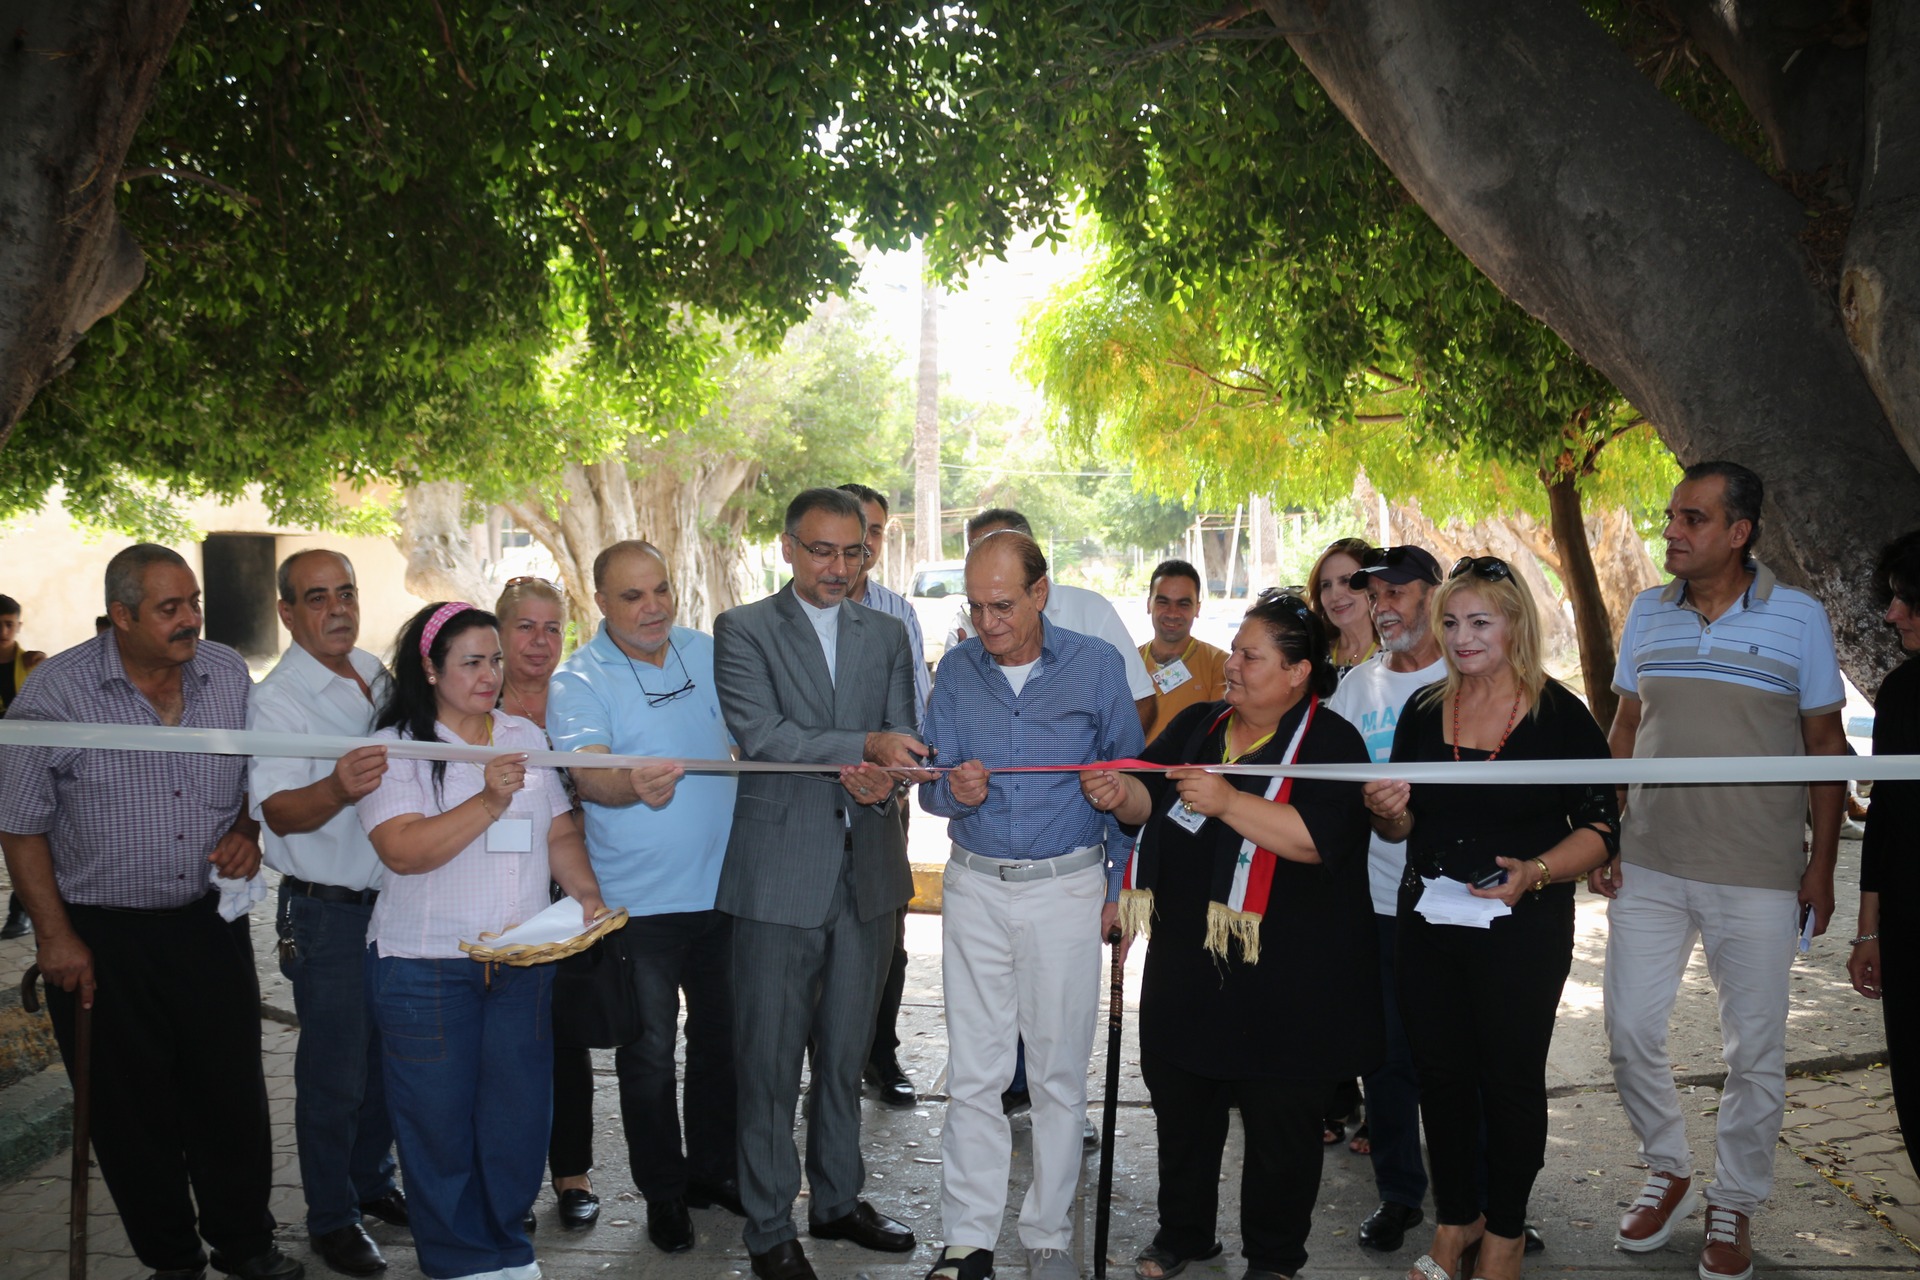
[495,576,604,1231]
[359,601,608,1280]
[1849,529,1920,1180]
[1081,591,1379,1280]
[1309,538,1380,679]
[1361,559,1616,1280]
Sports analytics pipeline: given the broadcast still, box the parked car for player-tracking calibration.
[909,560,967,670]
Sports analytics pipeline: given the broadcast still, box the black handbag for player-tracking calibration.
[551,930,641,1049]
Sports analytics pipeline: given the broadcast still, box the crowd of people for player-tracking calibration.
[0,460,1911,1280]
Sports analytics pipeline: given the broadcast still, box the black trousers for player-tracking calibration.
[1140,1048,1338,1277]
[1884,897,1917,1178]
[549,1046,595,1179]
[616,908,738,1201]
[1397,899,1573,1237]
[46,893,276,1271]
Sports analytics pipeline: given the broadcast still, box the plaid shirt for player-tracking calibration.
[0,632,252,909]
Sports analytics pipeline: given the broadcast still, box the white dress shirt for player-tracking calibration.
[795,592,841,685]
[248,644,390,891]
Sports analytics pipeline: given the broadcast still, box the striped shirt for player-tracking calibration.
[1612,560,1845,889]
[855,578,929,732]
[0,632,252,909]
[919,617,1144,898]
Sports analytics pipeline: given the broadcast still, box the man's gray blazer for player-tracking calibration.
[712,583,918,929]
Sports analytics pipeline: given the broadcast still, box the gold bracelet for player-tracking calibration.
[1531,858,1552,892]
[479,795,501,822]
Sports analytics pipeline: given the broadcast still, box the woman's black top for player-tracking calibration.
[1133,697,1382,1081]
[1863,656,1920,900]
[1388,678,1616,920]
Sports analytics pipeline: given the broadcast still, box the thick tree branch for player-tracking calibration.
[120,164,260,206]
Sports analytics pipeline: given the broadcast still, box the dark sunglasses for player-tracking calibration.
[1256,586,1313,622]
[1450,556,1515,582]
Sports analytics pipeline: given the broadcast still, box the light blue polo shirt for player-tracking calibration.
[548,623,737,916]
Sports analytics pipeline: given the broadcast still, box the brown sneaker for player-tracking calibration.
[1698,1205,1752,1280]
[1615,1170,1699,1252]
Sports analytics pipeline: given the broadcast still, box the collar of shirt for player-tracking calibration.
[963,613,1063,686]
[1662,559,1775,613]
[97,629,212,705]
[793,591,841,684]
[279,640,388,699]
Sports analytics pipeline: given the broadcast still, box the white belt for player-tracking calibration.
[949,842,1104,882]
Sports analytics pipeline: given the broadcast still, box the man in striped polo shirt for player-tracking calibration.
[1591,461,1848,1280]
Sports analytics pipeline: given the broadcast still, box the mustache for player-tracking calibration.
[170,628,200,643]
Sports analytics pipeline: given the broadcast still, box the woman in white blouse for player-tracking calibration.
[359,601,606,1280]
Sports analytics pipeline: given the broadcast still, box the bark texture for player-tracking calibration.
[1265,0,1920,694]
[395,482,494,606]
[0,0,186,445]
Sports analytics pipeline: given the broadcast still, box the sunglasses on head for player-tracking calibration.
[1449,556,1515,582]
[1256,586,1313,621]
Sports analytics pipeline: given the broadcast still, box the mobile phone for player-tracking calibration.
[1797,904,1816,954]
[1472,865,1509,890]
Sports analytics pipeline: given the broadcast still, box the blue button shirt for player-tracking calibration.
[548,623,736,916]
[919,618,1143,899]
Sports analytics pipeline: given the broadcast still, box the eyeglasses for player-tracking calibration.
[1449,556,1515,582]
[624,638,697,707]
[789,538,871,565]
[966,597,1026,621]
[1256,587,1313,623]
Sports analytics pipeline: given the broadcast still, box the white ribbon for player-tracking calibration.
[0,720,1909,785]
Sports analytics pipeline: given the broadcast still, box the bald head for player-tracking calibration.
[964,530,1050,666]
[594,540,675,662]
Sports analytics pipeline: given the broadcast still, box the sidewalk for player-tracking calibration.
[0,823,1911,1279]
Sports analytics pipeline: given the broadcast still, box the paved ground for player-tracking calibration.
[0,817,1911,1280]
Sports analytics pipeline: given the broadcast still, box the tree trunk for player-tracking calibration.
[912,257,942,566]
[1223,502,1243,598]
[0,0,188,445]
[1265,0,1920,695]
[395,482,493,605]
[1544,474,1619,728]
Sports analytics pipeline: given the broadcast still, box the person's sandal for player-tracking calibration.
[927,1246,994,1280]
[1408,1239,1480,1280]
[1136,1242,1224,1279]
[1348,1121,1371,1155]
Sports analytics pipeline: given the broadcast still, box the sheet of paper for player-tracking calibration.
[464,895,600,951]
[1415,875,1513,930]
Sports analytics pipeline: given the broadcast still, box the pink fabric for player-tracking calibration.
[419,601,475,660]
[359,710,571,959]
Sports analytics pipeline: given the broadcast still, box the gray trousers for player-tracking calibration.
[731,855,892,1252]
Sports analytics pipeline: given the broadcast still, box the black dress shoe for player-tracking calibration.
[687,1177,746,1217]
[523,1212,537,1234]
[357,1190,409,1229]
[312,1224,386,1277]
[0,902,31,939]
[556,1186,600,1229]
[150,1269,208,1280]
[808,1200,916,1252]
[749,1239,818,1280]
[1357,1200,1424,1252]
[1523,1221,1545,1254]
[864,1057,917,1108]
[209,1247,305,1280]
[647,1197,695,1253]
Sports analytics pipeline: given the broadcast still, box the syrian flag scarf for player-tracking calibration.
[1118,695,1318,964]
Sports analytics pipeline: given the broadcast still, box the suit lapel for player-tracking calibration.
[832,603,866,723]
[772,585,836,715]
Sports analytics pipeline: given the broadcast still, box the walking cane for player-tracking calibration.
[21,963,90,1280]
[1092,928,1125,1280]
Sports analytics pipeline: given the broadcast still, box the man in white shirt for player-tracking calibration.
[1325,544,1447,1256]
[952,508,1155,733]
[247,550,404,1277]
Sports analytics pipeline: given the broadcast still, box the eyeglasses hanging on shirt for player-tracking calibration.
[623,638,697,707]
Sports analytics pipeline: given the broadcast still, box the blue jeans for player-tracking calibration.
[369,950,553,1279]
[279,886,397,1233]
[1364,913,1429,1208]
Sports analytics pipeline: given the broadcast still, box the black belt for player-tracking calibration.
[284,875,379,907]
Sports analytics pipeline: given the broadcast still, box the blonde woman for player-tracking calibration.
[1361,559,1616,1280]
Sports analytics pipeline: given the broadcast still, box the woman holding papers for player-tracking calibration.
[1851,529,1920,1179]
[1081,590,1378,1280]
[1361,559,1615,1280]
[359,601,606,1280]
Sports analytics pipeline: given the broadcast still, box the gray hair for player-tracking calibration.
[104,544,191,618]
[1682,460,1764,557]
[276,549,357,604]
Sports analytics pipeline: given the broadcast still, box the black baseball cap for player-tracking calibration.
[1348,545,1442,588]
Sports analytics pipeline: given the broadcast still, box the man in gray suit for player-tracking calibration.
[714,487,933,1280]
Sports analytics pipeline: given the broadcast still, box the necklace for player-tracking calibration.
[501,676,542,724]
[1452,689,1523,762]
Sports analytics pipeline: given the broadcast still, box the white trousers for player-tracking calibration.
[939,856,1104,1250]
[1603,862,1799,1215]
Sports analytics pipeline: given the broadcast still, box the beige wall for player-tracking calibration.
[0,490,429,671]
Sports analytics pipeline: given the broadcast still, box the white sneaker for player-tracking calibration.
[1026,1247,1078,1280]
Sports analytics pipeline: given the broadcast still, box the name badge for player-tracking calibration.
[487,818,534,853]
[1152,658,1193,695]
[1166,792,1207,834]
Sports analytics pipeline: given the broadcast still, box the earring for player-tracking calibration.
[428,676,437,684]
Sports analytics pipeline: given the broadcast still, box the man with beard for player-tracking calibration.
[1326,544,1446,1254]
[0,544,297,1280]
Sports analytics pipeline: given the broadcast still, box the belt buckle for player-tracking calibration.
[997,862,1013,880]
